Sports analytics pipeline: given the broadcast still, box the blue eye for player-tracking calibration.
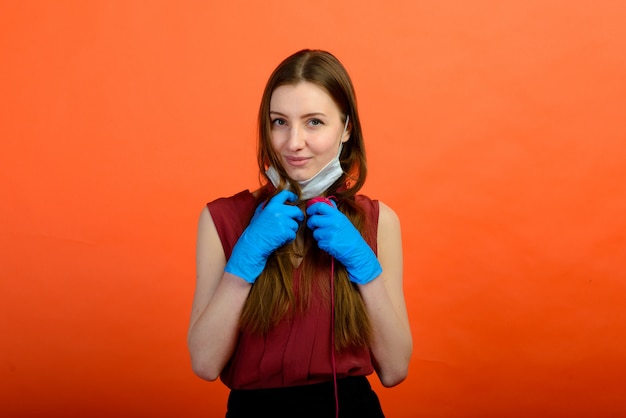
[271,118,287,126]
[309,119,323,126]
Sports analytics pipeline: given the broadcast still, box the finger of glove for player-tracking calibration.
[257,213,300,238]
[265,193,304,223]
[317,230,353,254]
[306,210,350,233]
[311,231,335,256]
[252,221,298,256]
[306,214,322,231]
[253,190,297,220]
[258,207,303,229]
[268,189,298,206]
[312,222,367,264]
[313,228,330,250]
[246,205,299,240]
[252,202,265,219]
[282,205,305,222]
[280,216,301,235]
[305,201,336,217]
[256,201,304,225]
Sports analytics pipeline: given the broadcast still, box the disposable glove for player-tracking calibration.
[306,200,382,285]
[225,190,304,283]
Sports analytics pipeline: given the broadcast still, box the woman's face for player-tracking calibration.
[269,82,349,182]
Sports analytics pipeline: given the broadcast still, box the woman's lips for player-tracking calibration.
[284,156,310,167]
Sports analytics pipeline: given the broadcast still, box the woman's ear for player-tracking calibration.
[341,116,351,143]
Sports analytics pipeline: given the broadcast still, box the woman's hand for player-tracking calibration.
[225,190,304,283]
[306,200,382,284]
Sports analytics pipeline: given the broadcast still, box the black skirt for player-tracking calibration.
[225,375,385,418]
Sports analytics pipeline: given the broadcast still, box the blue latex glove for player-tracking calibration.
[225,190,304,283]
[306,200,382,285]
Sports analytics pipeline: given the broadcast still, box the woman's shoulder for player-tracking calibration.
[355,195,400,226]
[204,188,258,230]
[202,189,260,258]
[354,193,378,213]
[377,200,400,228]
[207,189,255,207]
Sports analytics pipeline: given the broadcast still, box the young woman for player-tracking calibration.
[188,49,412,417]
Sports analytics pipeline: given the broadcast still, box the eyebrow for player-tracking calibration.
[269,111,328,118]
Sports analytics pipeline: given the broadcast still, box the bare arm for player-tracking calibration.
[187,206,251,381]
[359,201,413,387]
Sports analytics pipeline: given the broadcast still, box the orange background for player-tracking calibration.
[1,1,625,417]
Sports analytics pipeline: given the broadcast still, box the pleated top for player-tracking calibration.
[207,189,379,389]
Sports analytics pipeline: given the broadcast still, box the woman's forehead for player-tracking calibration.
[270,82,340,117]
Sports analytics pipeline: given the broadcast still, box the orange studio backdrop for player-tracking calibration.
[1,1,625,417]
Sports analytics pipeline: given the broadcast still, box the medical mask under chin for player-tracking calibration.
[266,116,349,200]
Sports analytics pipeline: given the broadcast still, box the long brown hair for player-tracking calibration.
[240,49,372,350]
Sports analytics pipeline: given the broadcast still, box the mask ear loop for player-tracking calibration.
[307,196,339,418]
[339,115,349,148]
[328,247,338,418]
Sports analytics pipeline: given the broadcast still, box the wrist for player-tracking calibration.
[222,270,255,287]
[225,241,266,284]
[347,258,382,285]
[344,244,382,285]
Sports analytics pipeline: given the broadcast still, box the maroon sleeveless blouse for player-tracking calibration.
[207,189,379,389]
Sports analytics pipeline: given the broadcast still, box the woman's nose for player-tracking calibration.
[286,125,305,150]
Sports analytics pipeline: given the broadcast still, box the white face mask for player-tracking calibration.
[266,116,349,200]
